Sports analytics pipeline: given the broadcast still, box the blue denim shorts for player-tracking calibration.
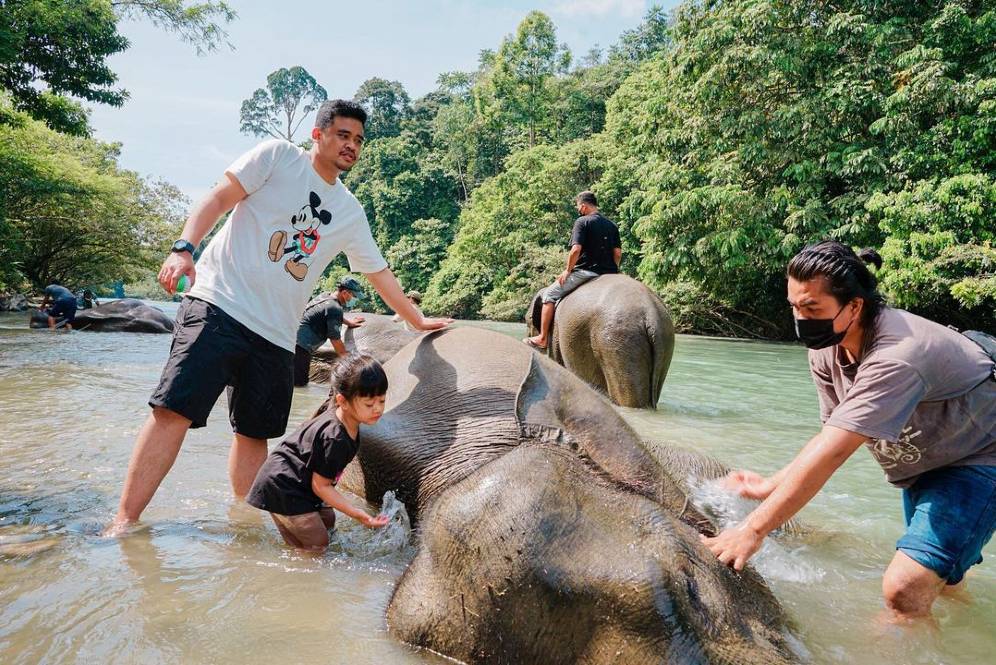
[898,465,996,584]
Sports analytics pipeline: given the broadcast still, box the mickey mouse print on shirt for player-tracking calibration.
[267,191,333,281]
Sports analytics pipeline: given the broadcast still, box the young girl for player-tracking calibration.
[246,353,390,551]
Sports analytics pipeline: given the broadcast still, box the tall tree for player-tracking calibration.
[111,0,236,54]
[239,66,328,142]
[353,77,412,141]
[0,0,128,135]
[484,11,571,148]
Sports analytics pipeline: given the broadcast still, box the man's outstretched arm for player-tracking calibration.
[365,268,452,331]
[159,173,248,294]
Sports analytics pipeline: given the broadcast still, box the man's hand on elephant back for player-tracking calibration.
[159,251,195,295]
[722,469,775,500]
[414,316,453,332]
[700,522,764,571]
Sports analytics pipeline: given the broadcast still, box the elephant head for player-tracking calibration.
[340,327,802,664]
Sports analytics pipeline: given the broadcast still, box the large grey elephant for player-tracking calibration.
[29,299,174,333]
[341,327,801,665]
[527,273,675,409]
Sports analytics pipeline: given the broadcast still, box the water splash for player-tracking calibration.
[328,491,414,565]
[689,477,825,584]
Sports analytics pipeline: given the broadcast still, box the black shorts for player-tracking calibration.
[293,345,312,387]
[149,297,294,439]
[48,296,77,325]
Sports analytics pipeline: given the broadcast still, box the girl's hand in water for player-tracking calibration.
[360,513,390,528]
[700,523,765,571]
[722,469,775,500]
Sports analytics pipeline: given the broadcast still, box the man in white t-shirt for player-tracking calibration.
[105,100,451,535]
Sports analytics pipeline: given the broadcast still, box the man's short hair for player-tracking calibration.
[315,100,367,129]
[576,191,598,207]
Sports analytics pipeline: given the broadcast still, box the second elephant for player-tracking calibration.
[527,273,675,408]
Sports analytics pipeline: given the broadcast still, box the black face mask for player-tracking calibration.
[794,304,855,350]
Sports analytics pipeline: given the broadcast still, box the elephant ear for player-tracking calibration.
[515,354,716,536]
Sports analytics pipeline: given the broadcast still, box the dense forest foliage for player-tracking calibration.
[3,1,993,335]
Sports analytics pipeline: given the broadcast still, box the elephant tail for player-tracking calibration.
[646,314,675,408]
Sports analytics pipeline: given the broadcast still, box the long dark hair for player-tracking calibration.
[312,353,388,417]
[787,240,886,331]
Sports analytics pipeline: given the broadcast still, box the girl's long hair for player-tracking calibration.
[312,353,388,418]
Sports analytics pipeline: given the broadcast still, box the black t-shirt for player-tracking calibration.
[569,213,621,275]
[296,296,345,353]
[245,409,359,515]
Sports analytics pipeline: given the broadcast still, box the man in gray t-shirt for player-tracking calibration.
[294,277,365,386]
[811,307,996,487]
[702,241,996,624]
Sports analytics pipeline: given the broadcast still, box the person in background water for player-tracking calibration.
[78,289,99,310]
[294,276,366,387]
[525,191,621,350]
[104,99,451,537]
[703,240,996,624]
[38,284,77,330]
[392,290,422,331]
[246,354,390,551]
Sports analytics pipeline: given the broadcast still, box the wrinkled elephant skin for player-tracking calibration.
[340,327,802,665]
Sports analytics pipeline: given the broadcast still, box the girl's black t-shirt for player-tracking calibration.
[246,408,359,515]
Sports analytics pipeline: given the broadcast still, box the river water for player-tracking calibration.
[0,305,992,664]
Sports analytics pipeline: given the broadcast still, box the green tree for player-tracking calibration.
[344,134,460,248]
[354,77,412,141]
[0,0,128,135]
[0,0,236,135]
[385,217,455,297]
[0,99,182,290]
[240,66,328,142]
[112,0,237,54]
[483,11,571,148]
[601,0,996,336]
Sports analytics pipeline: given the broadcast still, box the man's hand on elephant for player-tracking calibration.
[556,270,569,286]
[700,522,765,571]
[414,317,453,332]
[345,315,365,327]
[158,252,195,295]
[360,513,390,528]
[722,469,775,500]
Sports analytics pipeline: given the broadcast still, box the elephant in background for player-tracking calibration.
[309,312,419,383]
[29,299,174,333]
[341,327,802,664]
[527,273,675,409]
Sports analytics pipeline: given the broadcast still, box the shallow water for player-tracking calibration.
[1,306,993,664]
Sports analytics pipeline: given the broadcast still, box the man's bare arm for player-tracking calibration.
[159,173,248,294]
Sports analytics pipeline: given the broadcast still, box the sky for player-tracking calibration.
[87,0,678,206]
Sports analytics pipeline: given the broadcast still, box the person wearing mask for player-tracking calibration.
[293,277,366,387]
[703,240,996,623]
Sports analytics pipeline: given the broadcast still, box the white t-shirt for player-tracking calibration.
[188,140,387,352]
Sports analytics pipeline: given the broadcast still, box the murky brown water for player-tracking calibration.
[1,306,993,663]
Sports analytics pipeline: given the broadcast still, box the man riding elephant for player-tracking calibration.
[525,190,620,351]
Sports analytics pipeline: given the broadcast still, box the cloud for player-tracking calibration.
[552,0,646,18]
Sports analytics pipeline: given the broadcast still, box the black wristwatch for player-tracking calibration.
[171,239,196,255]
